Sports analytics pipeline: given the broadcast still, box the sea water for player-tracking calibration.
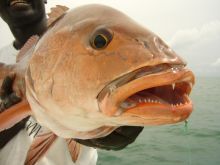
[97,77,220,165]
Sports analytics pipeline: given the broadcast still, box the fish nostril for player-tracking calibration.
[134,38,148,49]
[143,41,148,49]
[134,38,139,42]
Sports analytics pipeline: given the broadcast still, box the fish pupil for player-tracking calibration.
[93,34,107,49]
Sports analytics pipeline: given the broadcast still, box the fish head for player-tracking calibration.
[26,4,195,139]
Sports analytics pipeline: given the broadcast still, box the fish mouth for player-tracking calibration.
[8,0,31,10]
[97,64,195,126]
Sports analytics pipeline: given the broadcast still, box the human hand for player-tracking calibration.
[0,75,21,112]
[75,126,143,150]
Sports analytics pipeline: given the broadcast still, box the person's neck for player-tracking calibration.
[10,18,47,50]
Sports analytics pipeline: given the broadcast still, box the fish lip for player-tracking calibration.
[97,64,195,125]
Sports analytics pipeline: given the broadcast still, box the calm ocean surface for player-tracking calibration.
[97,77,220,165]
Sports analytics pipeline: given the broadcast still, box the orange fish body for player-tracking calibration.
[0,4,195,140]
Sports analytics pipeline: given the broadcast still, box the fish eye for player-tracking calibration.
[91,29,113,50]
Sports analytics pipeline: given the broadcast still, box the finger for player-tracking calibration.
[12,74,25,98]
[0,74,15,99]
[0,93,21,112]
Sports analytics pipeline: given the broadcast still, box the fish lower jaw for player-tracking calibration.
[125,99,189,107]
[117,85,193,124]
[120,88,191,110]
[114,94,193,126]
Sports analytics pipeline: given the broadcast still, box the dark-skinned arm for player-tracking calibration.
[0,75,29,149]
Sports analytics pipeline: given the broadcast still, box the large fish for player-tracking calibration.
[0,4,195,163]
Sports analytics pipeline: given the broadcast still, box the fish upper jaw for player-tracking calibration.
[97,64,195,126]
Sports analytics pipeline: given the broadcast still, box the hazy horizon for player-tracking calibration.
[0,0,219,77]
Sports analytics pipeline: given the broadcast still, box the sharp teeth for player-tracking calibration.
[136,99,162,104]
[172,67,178,73]
[172,83,175,90]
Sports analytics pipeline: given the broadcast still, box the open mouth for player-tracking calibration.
[8,0,31,9]
[120,78,191,109]
[97,64,195,125]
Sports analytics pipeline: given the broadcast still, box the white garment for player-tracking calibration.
[0,43,98,165]
[0,43,18,64]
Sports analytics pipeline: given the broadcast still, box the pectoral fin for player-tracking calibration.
[25,132,57,165]
[0,100,31,132]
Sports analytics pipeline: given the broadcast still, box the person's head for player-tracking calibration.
[0,0,47,27]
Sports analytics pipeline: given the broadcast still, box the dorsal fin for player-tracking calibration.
[47,5,69,27]
[16,35,39,63]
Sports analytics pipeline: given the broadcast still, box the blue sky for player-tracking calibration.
[0,0,220,76]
